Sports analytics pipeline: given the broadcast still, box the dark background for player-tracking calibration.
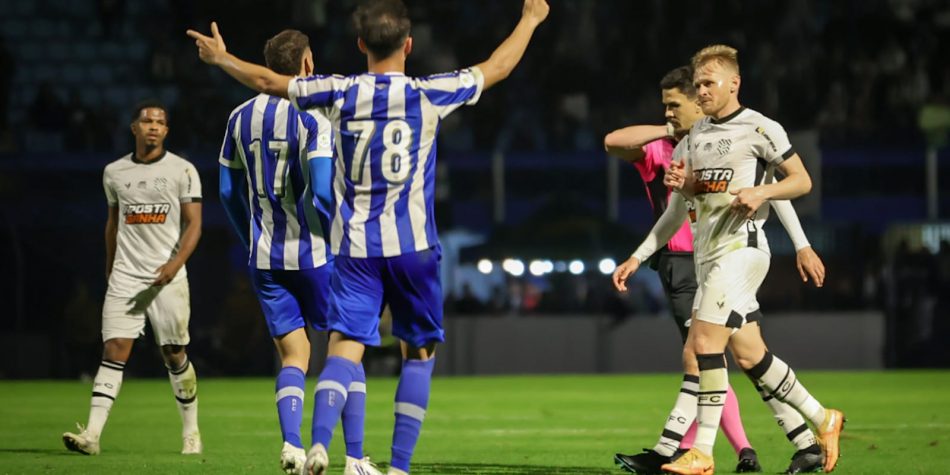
[0,0,948,378]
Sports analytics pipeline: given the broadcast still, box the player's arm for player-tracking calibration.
[475,0,549,90]
[186,22,292,98]
[219,166,250,249]
[104,206,118,280]
[612,196,689,292]
[770,199,825,287]
[154,202,202,286]
[730,154,811,218]
[604,125,673,162]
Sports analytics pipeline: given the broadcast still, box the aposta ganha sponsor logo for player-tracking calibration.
[125,203,171,224]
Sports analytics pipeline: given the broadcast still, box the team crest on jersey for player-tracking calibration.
[694,168,734,194]
[125,202,171,224]
[703,142,713,152]
[716,138,732,156]
[137,180,147,190]
[153,177,168,192]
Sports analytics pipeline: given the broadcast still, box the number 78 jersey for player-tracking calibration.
[288,67,484,258]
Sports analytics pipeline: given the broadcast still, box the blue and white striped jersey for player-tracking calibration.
[220,93,336,270]
[288,67,484,258]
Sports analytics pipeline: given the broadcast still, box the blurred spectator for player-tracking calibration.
[28,83,67,132]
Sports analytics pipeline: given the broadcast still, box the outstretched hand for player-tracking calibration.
[796,246,825,288]
[522,0,550,26]
[612,256,641,292]
[186,22,227,66]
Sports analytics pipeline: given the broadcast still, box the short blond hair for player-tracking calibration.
[691,44,740,74]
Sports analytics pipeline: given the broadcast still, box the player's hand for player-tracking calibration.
[522,0,550,26]
[612,256,641,292]
[796,246,825,288]
[186,22,227,66]
[153,260,183,286]
[664,160,687,191]
[729,187,767,218]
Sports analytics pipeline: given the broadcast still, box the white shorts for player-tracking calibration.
[102,277,191,345]
[692,247,770,329]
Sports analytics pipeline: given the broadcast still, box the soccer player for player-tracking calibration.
[217,30,379,475]
[63,100,203,456]
[187,0,549,472]
[606,65,827,474]
[614,45,844,475]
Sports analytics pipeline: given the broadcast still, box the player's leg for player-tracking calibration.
[666,253,756,458]
[617,255,702,473]
[384,246,445,475]
[297,263,376,474]
[251,267,311,466]
[307,255,383,475]
[151,278,201,454]
[663,248,770,475]
[730,320,845,473]
[63,287,146,455]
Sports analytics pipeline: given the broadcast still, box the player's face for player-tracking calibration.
[131,108,168,148]
[662,88,704,136]
[693,62,737,117]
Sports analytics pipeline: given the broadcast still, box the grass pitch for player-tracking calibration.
[1,371,947,474]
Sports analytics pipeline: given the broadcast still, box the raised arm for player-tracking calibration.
[475,0,549,90]
[770,199,825,287]
[187,22,292,98]
[604,125,673,163]
[612,196,690,291]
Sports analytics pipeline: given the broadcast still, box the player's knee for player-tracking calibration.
[102,338,133,362]
[160,344,187,367]
[681,347,699,374]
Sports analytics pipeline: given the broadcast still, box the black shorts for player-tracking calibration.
[656,252,697,342]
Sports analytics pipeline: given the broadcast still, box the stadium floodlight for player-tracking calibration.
[568,260,585,275]
[502,258,525,277]
[541,260,554,274]
[528,260,545,276]
[598,258,616,275]
[477,259,493,274]
[554,261,567,273]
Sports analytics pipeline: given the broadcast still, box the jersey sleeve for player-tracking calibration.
[218,111,244,170]
[301,109,335,161]
[288,74,349,111]
[103,168,118,206]
[179,161,202,203]
[751,118,795,165]
[415,66,485,118]
[632,140,661,181]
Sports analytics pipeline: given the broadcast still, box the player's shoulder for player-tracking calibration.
[410,68,478,88]
[228,95,260,118]
[104,153,133,174]
[163,151,197,169]
[738,107,784,131]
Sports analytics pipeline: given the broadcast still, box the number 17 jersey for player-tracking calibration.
[219,94,335,270]
[288,68,485,258]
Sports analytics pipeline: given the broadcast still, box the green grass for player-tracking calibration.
[1,371,948,474]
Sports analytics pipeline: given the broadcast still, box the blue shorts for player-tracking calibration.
[249,263,334,337]
[329,246,444,347]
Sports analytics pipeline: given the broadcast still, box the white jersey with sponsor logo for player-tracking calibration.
[103,151,202,293]
[686,107,795,264]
